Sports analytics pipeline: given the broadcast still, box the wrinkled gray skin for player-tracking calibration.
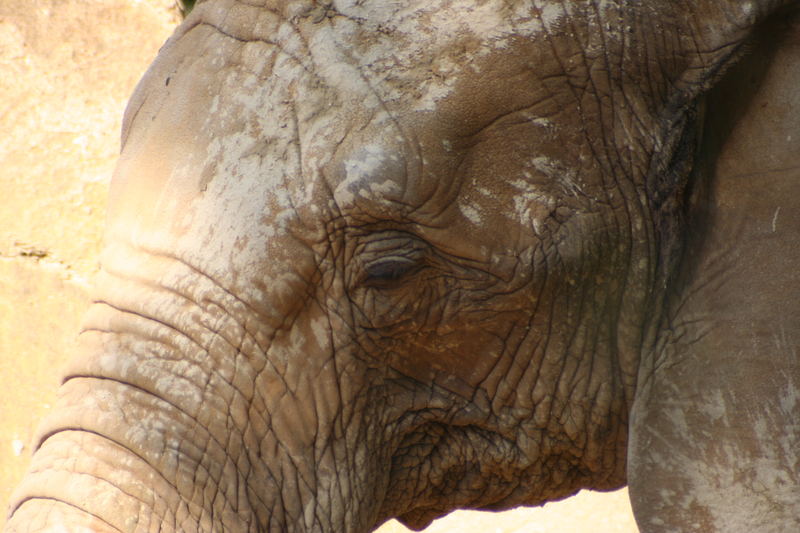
[6,0,800,531]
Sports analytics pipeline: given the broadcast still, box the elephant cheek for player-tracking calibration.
[382,327,506,398]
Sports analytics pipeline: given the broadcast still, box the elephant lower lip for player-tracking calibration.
[396,508,443,531]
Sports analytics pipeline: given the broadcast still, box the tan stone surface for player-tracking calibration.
[0,1,638,531]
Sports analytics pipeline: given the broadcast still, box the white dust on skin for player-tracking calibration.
[170,44,309,305]
[177,0,599,296]
[462,150,583,239]
[637,375,800,532]
[306,0,574,112]
[334,142,403,207]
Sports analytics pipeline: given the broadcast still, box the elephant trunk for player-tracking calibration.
[5,296,266,531]
[6,376,201,531]
[5,261,381,532]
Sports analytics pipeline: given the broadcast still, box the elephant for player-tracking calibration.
[5,0,800,531]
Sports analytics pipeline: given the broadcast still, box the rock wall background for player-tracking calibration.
[0,1,637,531]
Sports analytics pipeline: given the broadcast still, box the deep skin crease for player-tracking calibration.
[5,0,799,532]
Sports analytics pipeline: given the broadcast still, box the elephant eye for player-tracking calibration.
[362,257,420,287]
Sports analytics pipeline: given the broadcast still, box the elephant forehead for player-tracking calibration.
[195,0,574,111]
[108,0,607,299]
[298,0,565,107]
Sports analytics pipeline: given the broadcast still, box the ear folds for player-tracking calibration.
[634,0,798,286]
[674,0,796,86]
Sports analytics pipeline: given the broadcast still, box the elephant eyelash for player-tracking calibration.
[354,231,430,288]
[361,256,424,288]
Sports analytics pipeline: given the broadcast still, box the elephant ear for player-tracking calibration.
[658,0,798,96]
[642,0,799,284]
[629,2,800,532]
[672,0,791,83]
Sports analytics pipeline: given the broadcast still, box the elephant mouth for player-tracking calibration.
[377,419,538,529]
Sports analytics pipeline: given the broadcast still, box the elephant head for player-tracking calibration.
[6,0,799,531]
